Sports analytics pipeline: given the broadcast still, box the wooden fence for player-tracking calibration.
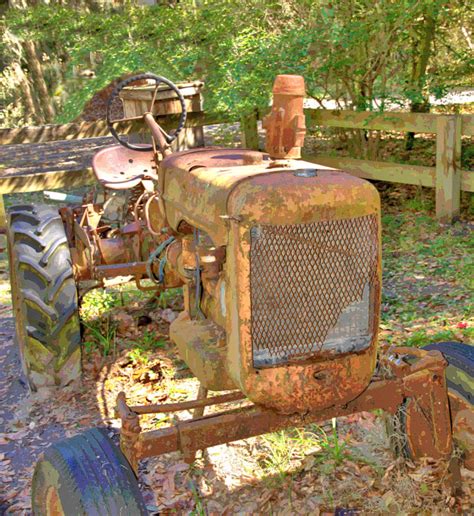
[240,109,474,223]
[0,109,473,225]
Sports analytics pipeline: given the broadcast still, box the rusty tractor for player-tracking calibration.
[8,74,472,513]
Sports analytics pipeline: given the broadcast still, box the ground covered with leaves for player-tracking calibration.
[0,181,473,514]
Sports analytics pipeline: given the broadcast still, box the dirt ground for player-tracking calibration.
[0,128,473,514]
[0,291,472,515]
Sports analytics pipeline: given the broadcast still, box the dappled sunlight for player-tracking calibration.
[378,189,472,348]
[1,0,473,511]
[0,182,472,512]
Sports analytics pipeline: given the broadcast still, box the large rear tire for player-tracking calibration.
[7,204,81,389]
[31,428,147,515]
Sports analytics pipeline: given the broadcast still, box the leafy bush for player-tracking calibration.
[1,1,472,125]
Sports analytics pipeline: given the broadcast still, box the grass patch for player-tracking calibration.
[379,187,473,347]
[311,420,348,470]
[82,317,117,357]
[127,330,168,365]
[257,420,353,485]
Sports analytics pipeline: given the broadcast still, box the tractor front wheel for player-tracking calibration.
[31,428,147,515]
[7,204,81,390]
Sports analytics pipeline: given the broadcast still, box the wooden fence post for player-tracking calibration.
[241,109,260,150]
[0,195,6,231]
[436,115,461,223]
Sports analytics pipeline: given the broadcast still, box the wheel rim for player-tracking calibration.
[45,486,65,516]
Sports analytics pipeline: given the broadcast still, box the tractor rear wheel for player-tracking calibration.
[387,341,473,468]
[7,204,81,390]
[31,428,147,515]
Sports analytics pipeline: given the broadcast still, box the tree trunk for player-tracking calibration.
[8,0,29,7]
[12,61,43,125]
[405,11,437,150]
[23,40,55,123]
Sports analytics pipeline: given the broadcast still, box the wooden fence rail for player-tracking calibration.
[0,108,473,225]
[0,112,230,145]
[242,109,474,223]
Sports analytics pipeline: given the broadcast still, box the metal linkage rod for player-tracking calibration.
[129,390,246,415]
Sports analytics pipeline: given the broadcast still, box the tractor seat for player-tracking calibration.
[92,145,157,190]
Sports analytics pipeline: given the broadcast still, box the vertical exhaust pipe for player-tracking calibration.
[263,75,306,160]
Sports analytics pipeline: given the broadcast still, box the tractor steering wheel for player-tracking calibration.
[106,73,187,153]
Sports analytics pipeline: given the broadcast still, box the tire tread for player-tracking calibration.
[7,205,81,388]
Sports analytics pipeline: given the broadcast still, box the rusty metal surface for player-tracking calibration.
[129,391,245,415]
[162,147,265,171]
[161,148,286,245]
[170,311,236,391]
[114,347,453,471]
[159,105,382,412]
[381,348,453,461]
[116,391,142,473]
[224,172,381,413]
[70,146,177,289]
[143,112,173,157]
[131,377,403,463]
[163,155,367,247]
[92,145,156,190]
[403,363,452,460]
[95,237,128,265]
[382,345,471,466]
[262,74,306,159]
[159,147,382,408]
[250,214,379,367]
[95,261,148,279]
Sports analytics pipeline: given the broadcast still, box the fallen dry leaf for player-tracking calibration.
[114,312,136,334]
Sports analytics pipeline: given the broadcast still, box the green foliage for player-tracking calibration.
[127,330,167,365]
[80,288,121,321]
[2,0,473,126]
[260,427,318,482]
[82,317,116,356]
[404,328,457,347]
[259,419,349,483]
[312,420,348,468]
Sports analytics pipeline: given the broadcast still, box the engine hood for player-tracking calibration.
[161,148,379,245]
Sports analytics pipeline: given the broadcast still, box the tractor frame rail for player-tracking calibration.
[115,347,452,471]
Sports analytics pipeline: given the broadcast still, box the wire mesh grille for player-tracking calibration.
[250,214,379,367]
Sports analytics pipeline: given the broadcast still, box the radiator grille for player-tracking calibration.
[250,214,379,367]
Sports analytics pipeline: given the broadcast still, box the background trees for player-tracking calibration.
[0,0,472,128]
